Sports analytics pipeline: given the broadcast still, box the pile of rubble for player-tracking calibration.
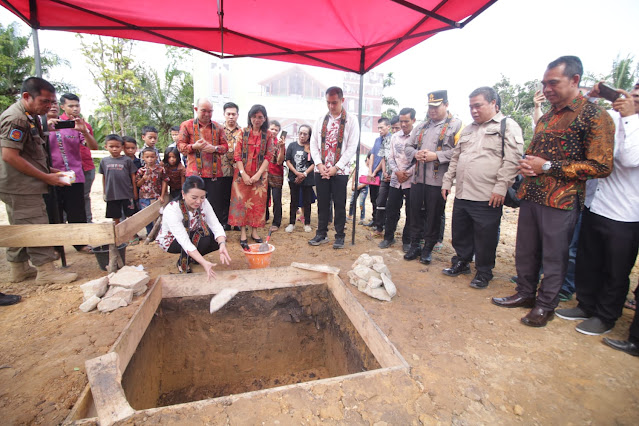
[79,266,150,313]
[347,253,397,301]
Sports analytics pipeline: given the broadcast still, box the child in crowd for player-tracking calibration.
[99,134,137,225]
[163,146,185,200]
[136,148,168,234]
[122,136,142,172]
[138,125,160,163]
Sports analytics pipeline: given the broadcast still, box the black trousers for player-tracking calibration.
[373,181,390,231]
[515,200,579,310]
[630,286,639,344]
[214,176,233,226]
[266,184,283,227]
[167,233,219,255]
[384,186,410,244]
[409,184,444,250]
[202,177,217,215]
[44,182,87,251]
[451,198,502,280]
[289,182,312,225]
[316,174,348,239]
[368,184,379,223]
[575,209,639,327]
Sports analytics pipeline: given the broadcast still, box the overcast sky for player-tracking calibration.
[1,0,637,125]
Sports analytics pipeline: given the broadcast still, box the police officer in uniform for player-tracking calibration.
[0,77,77,300]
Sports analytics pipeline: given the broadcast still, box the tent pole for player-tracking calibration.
[32,28,42,77]
[351,71,365,245]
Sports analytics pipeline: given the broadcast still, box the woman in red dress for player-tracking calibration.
[228,104,276,250]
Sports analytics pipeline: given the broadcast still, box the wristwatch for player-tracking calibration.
[541,161,552,172]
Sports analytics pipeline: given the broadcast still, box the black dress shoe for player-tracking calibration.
[403,246,421,261]
[233,226,241,231]
[0,292,21,306]
[521,307,554,327]
[378,239,395,249]
[419,249,432,265]
[602,338,639,357]
[222,224,232,231]
[251,236,263,243]
[402,243,410,253]
[492,294,535,308]
[442,261,470,277]
[469,274,490,289]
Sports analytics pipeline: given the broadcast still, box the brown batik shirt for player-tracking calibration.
[517,93,615,210]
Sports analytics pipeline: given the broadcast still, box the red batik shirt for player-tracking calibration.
[177,118,228,178]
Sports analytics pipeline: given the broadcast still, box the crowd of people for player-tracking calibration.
[1,54,638,357]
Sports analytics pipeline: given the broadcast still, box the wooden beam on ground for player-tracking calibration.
[115,200,162,245]
[0,223,115,247]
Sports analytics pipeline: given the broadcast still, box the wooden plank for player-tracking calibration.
[114,200,162,245]
[326,274,408,369]
[85,352,135,425]
[0,223,114,247]
[161,266,326,298]
[111,279,163,373]
[63,385,96,423]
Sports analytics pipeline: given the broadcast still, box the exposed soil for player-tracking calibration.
[0,178,638,424]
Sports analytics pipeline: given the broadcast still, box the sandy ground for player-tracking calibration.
[0,177,638,425]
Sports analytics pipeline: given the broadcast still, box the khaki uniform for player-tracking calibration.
[0,101,56,266]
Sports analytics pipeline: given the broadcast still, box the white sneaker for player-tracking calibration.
[304,225,312,233]
[285,224,295,233]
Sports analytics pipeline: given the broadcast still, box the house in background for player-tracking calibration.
[193,53,383,150]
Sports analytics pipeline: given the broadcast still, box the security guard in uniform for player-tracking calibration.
[0,77,77,297]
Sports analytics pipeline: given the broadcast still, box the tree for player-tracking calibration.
[79,35,142,134]
[583,53,639,91]
[0,22,72,111]
[381,72,399,119]
[494,75,538,146]
[129,46,194,149]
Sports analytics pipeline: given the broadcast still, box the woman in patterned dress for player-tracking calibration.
[228,104,277,250]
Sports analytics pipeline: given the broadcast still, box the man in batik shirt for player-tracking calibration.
[309,86,360,249]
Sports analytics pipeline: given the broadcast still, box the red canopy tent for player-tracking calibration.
[1,0,496,243]
[1,0,496,74]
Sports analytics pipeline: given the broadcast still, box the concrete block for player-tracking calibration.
[97,297,128,313]
[79,295,101,313]
[362,286,391,302]
[133,285,147,297]
[80,277,109,301]
[367,276,383,289]
[372,263,391,278]
[104,287,133,304]
[381,274,397,298]
[352,253,374,268]
[108,266,150,290]
[371,255,384,265]
[356,279,368,292]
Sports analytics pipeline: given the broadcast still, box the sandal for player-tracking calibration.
[176,260,192,274]
[79,245,93,254]
[624,299,636,311]
[269,225,279,232]
[433,242,444,252]
[240,239,250,251]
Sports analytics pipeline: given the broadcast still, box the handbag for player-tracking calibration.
[359,175,380,186]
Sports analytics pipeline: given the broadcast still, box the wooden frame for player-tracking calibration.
[65,264,408,425]
[0,200,163,272]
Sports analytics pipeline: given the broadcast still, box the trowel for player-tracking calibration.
[258,228,273,252]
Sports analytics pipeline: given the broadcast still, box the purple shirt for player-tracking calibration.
[48,128,85,183]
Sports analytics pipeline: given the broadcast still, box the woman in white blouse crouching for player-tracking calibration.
[157,176,231,278]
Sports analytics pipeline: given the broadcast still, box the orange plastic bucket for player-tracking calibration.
[243,244,275,269]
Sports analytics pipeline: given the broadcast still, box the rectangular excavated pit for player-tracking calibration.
[66,265,407,424]
[122,285,380,409]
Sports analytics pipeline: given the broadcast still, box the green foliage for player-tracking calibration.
[79,35,143,135]
[86,114,109,148]
[0,22,72,111]
[494,75,539,147]
[583,53,639,92]
[129,47,194,150]
[381,72,399,119]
